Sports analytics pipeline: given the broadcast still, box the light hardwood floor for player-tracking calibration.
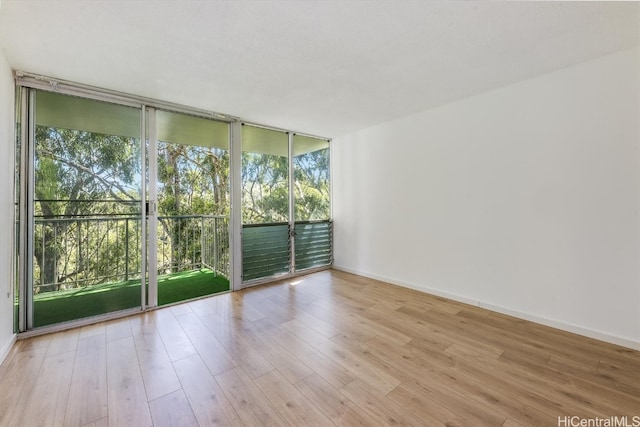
[0,270,638,426]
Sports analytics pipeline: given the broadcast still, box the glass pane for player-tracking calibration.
[293,135,330,221]
[32,90,142,327]
[241,125,290,281]
[155,110,230,305]
[241,125,289,224]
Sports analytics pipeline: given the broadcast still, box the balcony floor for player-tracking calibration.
[31,269,230,327]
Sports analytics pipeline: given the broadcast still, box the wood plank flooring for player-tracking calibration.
[0,269,638,426]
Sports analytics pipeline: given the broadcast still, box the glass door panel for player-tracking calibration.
[31,90,142,327]
[154,110,230,306]
[241,125,290,282]
[293,135,331,270]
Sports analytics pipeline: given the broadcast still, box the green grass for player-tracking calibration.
[157,269,229,305]
[32,269,229,327]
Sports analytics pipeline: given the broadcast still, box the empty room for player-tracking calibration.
[0,1,638,426]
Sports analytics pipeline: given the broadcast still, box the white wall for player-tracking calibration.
[0,46,16,361]
[333,47,640,349]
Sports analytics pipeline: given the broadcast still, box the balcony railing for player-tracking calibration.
[34,215,330,293]
[157,215,229,277]
[33,214,229,294]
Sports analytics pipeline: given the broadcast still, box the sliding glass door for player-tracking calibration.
[19,90,233,329]
[150,110,230,307]
[29,90,143,328]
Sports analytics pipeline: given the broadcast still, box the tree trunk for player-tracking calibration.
[168,147,181,272]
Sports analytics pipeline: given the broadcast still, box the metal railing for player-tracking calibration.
[33,214,229,294]
[34,214,329,292]
[156,215,229,277]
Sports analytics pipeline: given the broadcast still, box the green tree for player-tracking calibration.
[241,152,289,224]
[157,142,230,273]
[294,148,330,221]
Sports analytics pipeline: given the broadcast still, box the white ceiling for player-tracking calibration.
[0,1,638,138]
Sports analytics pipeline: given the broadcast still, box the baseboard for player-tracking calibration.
[0,334,17,365]
[333,265,640,351]
[476,301,640,351]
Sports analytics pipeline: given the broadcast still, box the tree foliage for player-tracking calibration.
[156,142,229,274]
[34,127,141,292]
[240,147,330,223]
[293,148,330,221]
[241,152,289,224]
